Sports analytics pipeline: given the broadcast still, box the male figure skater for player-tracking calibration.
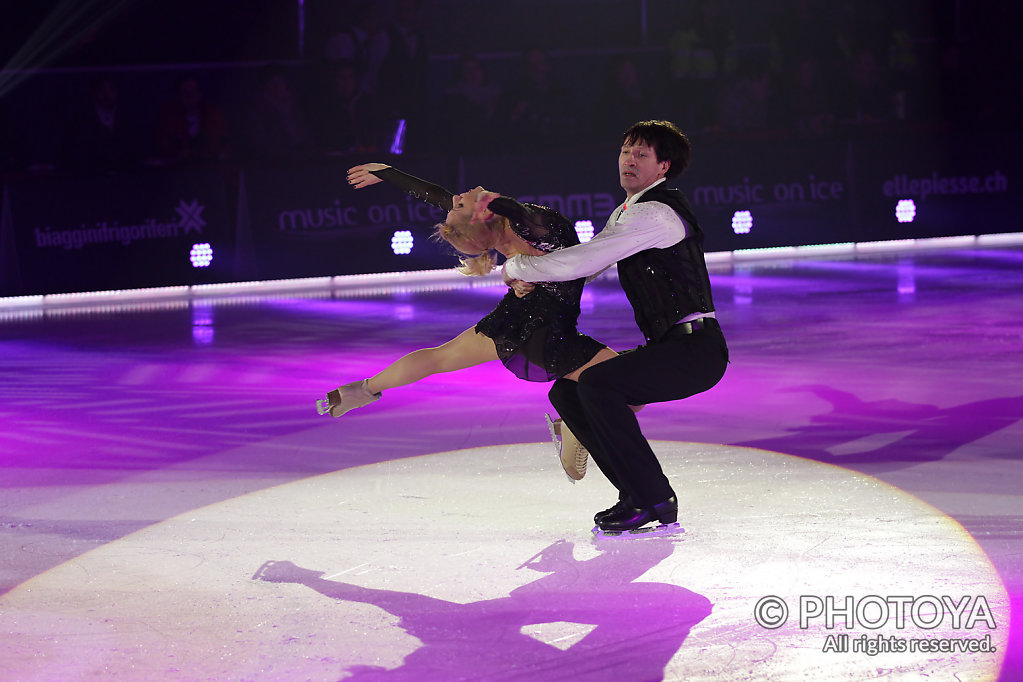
[499,120,728,534]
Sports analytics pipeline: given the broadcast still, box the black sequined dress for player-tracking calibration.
[371,167,605,381]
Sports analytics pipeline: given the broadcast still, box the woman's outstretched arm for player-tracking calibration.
[347,163,455,211]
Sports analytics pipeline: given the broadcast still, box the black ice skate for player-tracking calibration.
[591,522,684,539]
[592,496,683,538]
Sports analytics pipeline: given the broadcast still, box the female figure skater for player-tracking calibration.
[316,163,621,479]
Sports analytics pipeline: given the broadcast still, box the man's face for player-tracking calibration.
[619,139,669,196]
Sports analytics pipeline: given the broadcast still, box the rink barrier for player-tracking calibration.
[2,232,1021,316]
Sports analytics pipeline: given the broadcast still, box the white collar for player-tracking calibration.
[622,177,667,211]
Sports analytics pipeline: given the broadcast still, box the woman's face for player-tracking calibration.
[448,186,485,224]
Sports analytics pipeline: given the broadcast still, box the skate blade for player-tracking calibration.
[316,398,331,415]
[544,413,576,484]
[544,413,560,449]
[591,522,683,539]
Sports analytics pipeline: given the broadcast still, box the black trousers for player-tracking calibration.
[549,321,728,508]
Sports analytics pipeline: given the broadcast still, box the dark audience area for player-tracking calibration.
[1,0,1019,177]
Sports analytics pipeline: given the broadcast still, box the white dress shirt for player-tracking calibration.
[503,178,689,283]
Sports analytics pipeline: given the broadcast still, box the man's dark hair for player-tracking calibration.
[622,120,691,179]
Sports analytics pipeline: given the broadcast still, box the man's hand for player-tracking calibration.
[510,280,535,298]
[501,264,517,288]
[347,163,390,188]
[502,265,535,297]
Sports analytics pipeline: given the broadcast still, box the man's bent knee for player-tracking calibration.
[548,378,577,408]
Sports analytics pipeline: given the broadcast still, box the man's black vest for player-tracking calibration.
[617,186,716,342]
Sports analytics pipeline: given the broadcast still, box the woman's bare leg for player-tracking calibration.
[365,327,499,394]
[320,327,499,418]
[560,348,644,413]
[560,347,619,382]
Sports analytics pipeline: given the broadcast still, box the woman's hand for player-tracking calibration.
[347,163,390,189]
[471,190,500,223]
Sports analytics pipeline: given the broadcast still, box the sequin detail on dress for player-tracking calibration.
[372,167,604,381]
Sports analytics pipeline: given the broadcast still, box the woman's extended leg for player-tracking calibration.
[319,327,499,417]
[365,327,499,393]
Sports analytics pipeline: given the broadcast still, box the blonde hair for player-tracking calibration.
[432,212,508,276]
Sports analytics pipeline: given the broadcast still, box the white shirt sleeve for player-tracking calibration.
[504,201,688,282]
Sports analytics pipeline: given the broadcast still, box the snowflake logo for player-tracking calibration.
[176,199,207,234]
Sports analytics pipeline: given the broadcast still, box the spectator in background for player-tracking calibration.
[924,39,1009,133]
[886,25,920,124]
[376,0,429,151]
[153,73,228,164]
[715,58,776,134]
[926,42,972,130]
[774,0,843,71]
[60,74,139,175]
[594,56,660,137]
[241,64,312,161]
[666,0,732,130]
[324,2,388,100]
[501,49,576,150]
[837,0,894,71]
[837,47,892,124]
[784,56,837,138]
[312,60,384,155]
[443,55,502,151]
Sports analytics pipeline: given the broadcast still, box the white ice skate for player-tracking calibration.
[316,379,382,417]
[545,413,588,482]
